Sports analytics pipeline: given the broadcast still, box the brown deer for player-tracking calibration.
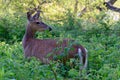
[22,9,88,69]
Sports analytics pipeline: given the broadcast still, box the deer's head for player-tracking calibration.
[27,10,52,32]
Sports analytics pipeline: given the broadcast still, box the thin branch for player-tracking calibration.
[104,1,120,12]
[108,0,117,5]
[49,63,58,80]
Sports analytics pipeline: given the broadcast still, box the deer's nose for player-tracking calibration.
[49,27,52,31]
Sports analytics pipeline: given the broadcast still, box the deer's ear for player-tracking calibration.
[33,11,40,20]
[27,12,32,21]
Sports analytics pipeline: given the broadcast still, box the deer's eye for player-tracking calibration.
[36,22,40,24]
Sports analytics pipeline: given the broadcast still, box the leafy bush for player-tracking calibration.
[0,27,120,79]
[0,15,26,43]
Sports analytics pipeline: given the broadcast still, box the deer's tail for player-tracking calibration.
[78,47,88,69]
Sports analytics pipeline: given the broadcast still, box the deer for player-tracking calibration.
[22,9,88,70]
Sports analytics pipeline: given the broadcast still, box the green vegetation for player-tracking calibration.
[0,0,120,80]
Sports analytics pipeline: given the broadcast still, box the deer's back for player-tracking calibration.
[23,38,76,61]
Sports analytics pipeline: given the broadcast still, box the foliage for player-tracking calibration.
[0,15,25,43]
[0,29,120,79]
[0,0,120,80]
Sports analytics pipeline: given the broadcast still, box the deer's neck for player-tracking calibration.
[25,25,36,39]
[23,25,36,44]
[22,25,36,48]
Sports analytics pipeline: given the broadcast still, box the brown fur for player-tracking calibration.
[22,10,88,68]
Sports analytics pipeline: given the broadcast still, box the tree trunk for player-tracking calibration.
[74,0,78,15]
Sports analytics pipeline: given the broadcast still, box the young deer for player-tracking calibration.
[22,10,88,69]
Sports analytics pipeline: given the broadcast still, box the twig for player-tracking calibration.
[49,63,58,80]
